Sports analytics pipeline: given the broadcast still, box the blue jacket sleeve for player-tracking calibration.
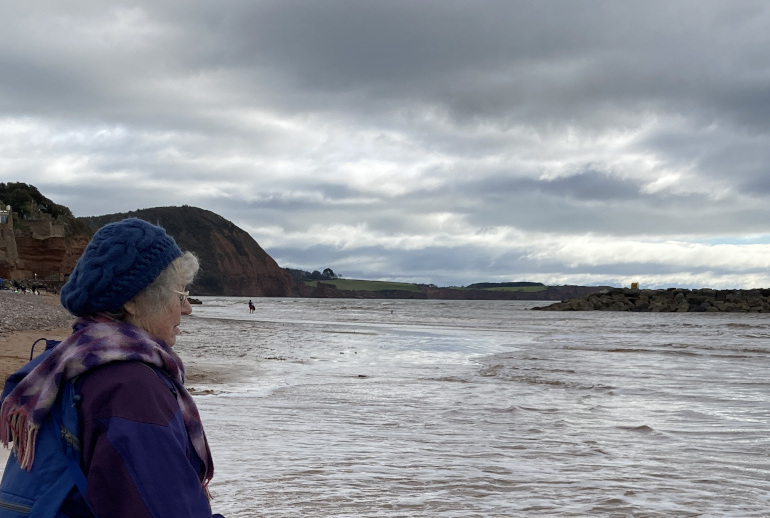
[78,362,217,518]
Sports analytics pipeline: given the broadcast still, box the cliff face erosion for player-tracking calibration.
[0,211,90,283]
[13,234,91,279]
[84,206,302,297]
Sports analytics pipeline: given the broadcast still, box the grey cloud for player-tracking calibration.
[4,1,770,125]
[479,172,642,203]
[6,1,770,287]
[183,1,770,129]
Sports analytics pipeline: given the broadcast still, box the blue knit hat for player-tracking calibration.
[60,218,182,316]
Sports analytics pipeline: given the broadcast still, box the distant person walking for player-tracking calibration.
[248,300,255,313]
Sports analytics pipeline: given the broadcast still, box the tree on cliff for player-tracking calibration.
[285,268,340,281]
[310,268,339,280]
[0,182,73,219]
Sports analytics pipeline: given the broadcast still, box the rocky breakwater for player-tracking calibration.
[533,287,770,312]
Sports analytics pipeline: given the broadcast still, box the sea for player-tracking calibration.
[175,297,770,517]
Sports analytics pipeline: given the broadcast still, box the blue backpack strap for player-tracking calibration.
[50,382,90,505]
[0,339,98,517]
[0,381,92,518]
[1,340,62,404]
[28,338,60,360]
[29,338,46,361]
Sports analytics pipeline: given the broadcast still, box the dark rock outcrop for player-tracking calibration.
[533,287,770,312]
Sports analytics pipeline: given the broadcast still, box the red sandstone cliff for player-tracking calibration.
[0,212,91,284]
[13,235,91,279]
[84,206,302,297]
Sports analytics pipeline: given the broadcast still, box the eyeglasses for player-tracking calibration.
[173,290,190,305]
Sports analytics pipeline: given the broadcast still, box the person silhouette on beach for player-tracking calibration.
[248,300,255,313]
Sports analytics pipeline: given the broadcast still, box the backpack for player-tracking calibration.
[0,339,91,518]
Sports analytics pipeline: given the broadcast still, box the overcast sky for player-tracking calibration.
[3,1,770,288]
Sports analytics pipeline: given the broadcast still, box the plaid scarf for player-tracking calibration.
[0,315,214,489]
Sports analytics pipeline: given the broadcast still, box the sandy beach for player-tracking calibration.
[0,291,74,384]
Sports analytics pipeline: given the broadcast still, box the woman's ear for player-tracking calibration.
[123,300,139,318]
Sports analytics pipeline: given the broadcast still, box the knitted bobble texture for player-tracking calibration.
[60,218,182,316]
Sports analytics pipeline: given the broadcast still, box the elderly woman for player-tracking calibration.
[0,218,224,517]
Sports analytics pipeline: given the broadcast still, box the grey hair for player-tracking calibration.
[106,251,200,321]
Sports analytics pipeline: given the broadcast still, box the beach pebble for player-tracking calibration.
[0,291,74,337]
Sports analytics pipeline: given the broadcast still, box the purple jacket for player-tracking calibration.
[72,361,219,518]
